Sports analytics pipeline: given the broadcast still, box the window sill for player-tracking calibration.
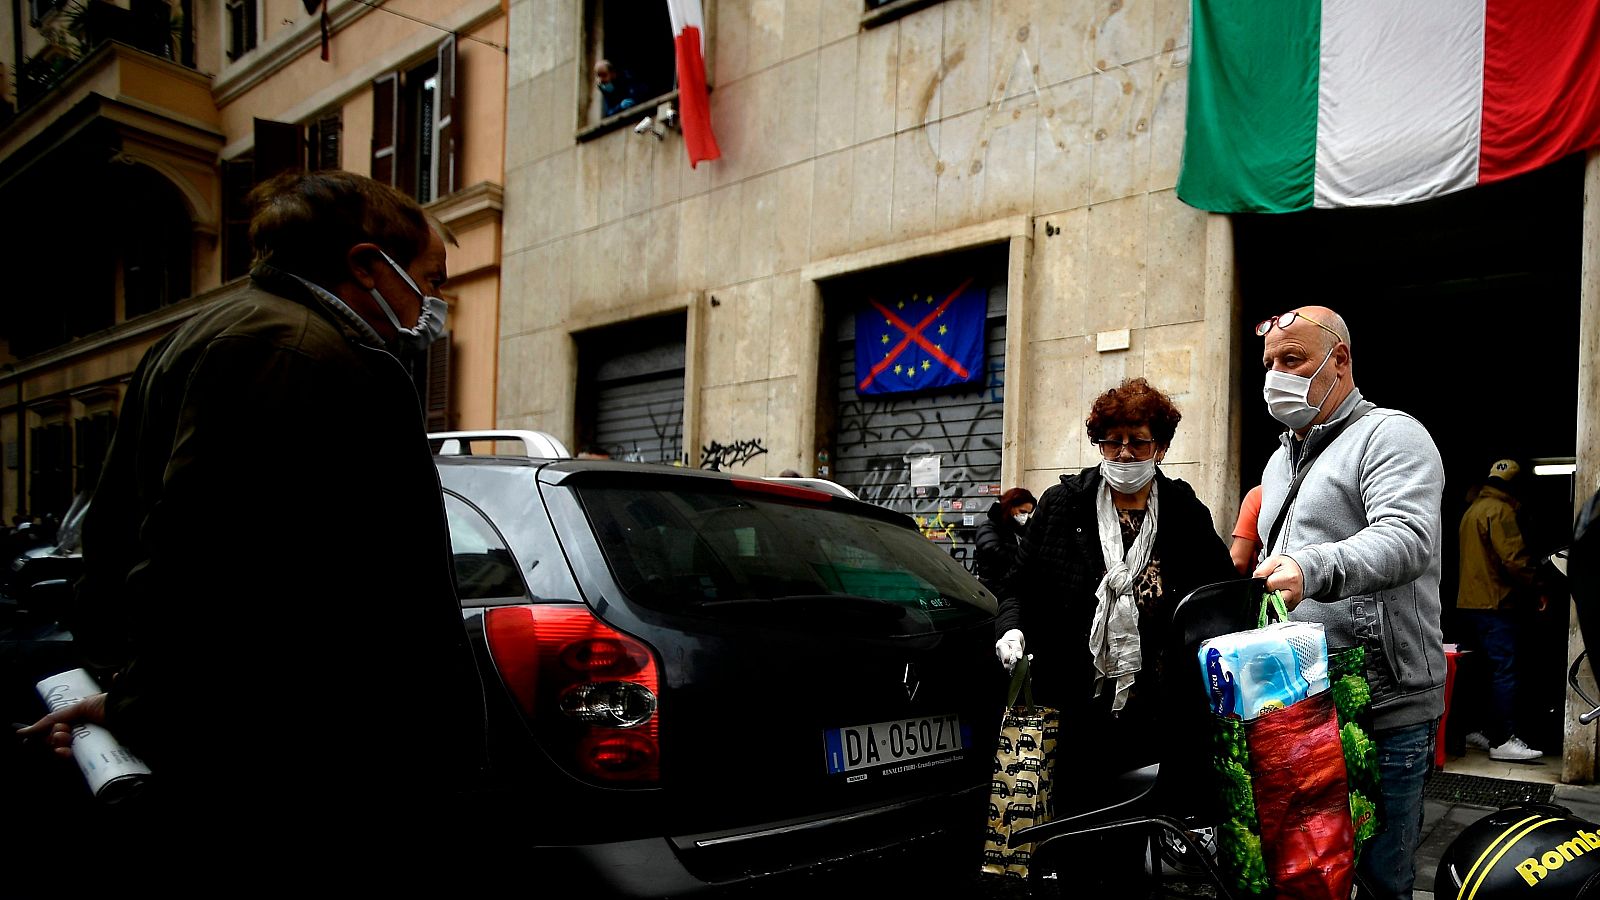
[861,0,945,29]
[576,89,679,143]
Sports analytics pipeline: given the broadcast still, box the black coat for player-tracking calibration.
[994,467,1236,719]
[974,502,1022,590]
[73,268,483,835]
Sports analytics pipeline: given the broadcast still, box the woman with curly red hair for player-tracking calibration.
[991,377,1234,766]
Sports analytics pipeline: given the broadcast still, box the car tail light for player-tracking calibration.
[485,605,661,783]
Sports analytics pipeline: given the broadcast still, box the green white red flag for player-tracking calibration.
[1178,0,1600,213]
[667,0,720,168]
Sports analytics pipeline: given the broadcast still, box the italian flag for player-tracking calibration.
[667,0,720,168]
[1178,0,1600,213]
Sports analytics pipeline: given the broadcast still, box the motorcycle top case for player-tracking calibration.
[1434,804,1600,899]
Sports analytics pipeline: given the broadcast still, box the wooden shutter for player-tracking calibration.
[425,333,451,432]
[28,423,70,517]
[371,72,398,186]
[309,111,341,170]
[253,117,302,181]
[435,34,459,197]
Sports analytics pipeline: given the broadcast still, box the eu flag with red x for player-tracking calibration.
[855,278,985,396]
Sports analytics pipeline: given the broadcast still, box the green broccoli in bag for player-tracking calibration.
[1350,790,1378,848]
[1332,674,1371,725]
[1219,820,1270,896]
[1341,721,1379,789]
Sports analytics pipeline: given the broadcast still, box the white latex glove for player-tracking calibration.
[994,629,1026,672]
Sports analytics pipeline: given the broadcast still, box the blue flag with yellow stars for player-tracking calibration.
[855,278,985,396]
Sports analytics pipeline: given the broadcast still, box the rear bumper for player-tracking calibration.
[536,784,988,896]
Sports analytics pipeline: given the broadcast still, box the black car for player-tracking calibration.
[434,435,1002,894]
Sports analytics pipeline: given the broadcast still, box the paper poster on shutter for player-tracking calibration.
[910,456,940,488]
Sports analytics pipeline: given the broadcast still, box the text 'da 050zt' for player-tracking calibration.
[436,446,1001,896]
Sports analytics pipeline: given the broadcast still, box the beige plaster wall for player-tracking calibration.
[500,0,1236,528]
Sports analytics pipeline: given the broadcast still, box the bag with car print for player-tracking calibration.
[981,654,1059,879]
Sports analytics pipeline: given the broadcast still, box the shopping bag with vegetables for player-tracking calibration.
[1199,592,1369,900]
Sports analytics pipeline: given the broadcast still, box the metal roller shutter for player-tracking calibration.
[832,284,1007,573]
[592,341,686,464]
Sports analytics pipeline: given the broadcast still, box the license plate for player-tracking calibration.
[823,713,964,774]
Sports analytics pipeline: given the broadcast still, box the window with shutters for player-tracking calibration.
[371,35,460,204]
[407,332,452,433]
[581,0,677,130]
[28,421,70,519]
[307,112,342,171]
[225,0,258,61]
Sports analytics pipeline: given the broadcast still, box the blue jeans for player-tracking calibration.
[1357,720,1436,900]
[1460,608,1520,744]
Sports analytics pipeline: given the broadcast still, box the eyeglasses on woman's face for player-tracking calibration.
[1091,437,1159,460]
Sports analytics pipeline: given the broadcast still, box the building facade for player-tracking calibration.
[0,0,509,524]
[501,0,1233,560]
[500,0,1600,778]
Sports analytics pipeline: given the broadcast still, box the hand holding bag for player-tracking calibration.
[981,655,1060,880]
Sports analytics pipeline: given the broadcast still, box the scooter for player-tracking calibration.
[1012,486,1600,899]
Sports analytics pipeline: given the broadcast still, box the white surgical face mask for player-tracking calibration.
[1100,458,1157,494]
[1263,345,1338,430]
[1013,512,1031,527]
[371,250,448,357]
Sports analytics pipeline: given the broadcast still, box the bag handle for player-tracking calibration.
[1006,654,1035,713]
[1263,404,1373,558]
[1259,591,1290,628]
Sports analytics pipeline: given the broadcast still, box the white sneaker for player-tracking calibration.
[1490,735,1543,762]
[1465,731,1492,751]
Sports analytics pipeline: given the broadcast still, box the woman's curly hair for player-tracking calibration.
[1085,377,1182,446]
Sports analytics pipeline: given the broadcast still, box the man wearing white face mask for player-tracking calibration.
[22,171,484,881]
[992,378,1234,778]
[1253,306,1445,900]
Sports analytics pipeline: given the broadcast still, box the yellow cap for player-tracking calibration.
[1488,459,1520,481]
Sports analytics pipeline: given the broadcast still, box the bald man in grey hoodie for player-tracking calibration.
[1253,306,1445,900]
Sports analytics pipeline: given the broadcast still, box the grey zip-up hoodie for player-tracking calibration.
[1259,388,1447,731]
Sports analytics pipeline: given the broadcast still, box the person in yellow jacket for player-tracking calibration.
[1457,459,1546,762]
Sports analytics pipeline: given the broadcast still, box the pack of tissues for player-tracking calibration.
[1199,622,1330,720]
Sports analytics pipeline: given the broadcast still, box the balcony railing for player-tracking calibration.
[16,0,193,112]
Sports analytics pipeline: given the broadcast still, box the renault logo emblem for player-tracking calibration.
[902,663,920,703]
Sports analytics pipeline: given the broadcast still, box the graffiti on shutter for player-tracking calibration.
[833,284,1006,573]
[592,342,686,464]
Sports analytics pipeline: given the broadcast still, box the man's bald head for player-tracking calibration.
[1291,306,1351,355]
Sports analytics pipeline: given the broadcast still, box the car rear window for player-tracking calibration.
[575,484,996,634]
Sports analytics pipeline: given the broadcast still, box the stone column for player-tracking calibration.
[1563,147,1600,784]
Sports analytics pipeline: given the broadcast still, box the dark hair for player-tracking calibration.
[998,487,1036,515]
[1085,377,1182,446]
[248,170,433,288]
